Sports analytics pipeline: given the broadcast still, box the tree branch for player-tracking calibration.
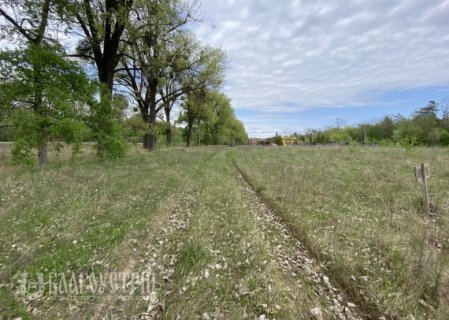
[0,8,34,42]
[65,53,96,61]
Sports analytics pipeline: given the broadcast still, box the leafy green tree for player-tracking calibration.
[315,132,329,144]
[440,98,449,131]
[345,127,363,142]
[118,1,198,150]
[412,101,440,145]
[367,116,394,142]
[65,0,132,158]
[325,128,350,143]
[0,46,94,165]
[200,91,247,145]
[0,0,94,165]
[178,90,210,147]
[393,120,423,146]
[124,113,147,139]
[159,33,200,146]
[178,90,247,147]
[414,100,438,119]
[440,130,449,146]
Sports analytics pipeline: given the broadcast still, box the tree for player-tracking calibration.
[379,116,394,140]
[324,127,350,143]
[345,127,363,142]
[118,1,198,150]
[412,101,440,145]
[193,91,247,145]
[393,120,423,146]
[215,106,247,145]
[0,0,91,165]
[178,90,208,147]
[66,0,133,158]
[414,100,438,120]
[159,34,196,146]
[272,133,284,146]
[0,46,95,165]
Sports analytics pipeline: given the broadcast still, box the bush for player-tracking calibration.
[440,130,449,146]
[272,135,284,146]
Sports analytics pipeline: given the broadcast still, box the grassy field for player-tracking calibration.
[1,143,448,319]
[232,146,449,319]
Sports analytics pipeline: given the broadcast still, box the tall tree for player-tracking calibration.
[178,89,208,147]
[67,0,133,157]
[117,1,198,150]
[175,43,225,147]
[413,101,440,144]
[0,47,94,166]
[159,34,194,146]
[68,0,133,91]
[201,91,247,145]
[0,0,83,165]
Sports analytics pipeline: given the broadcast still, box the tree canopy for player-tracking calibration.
[0,0,247,165]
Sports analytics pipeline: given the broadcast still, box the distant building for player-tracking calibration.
[282,137,299,145]
[249,137,299,146]
[248,138,272,145]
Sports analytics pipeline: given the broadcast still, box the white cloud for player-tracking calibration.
[192,0,449,116]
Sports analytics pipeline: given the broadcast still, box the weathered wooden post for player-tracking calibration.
[414,163,431,214]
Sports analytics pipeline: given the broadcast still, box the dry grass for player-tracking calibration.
[231,145,449,319]
[159,151,331,319]
[2,144,448,319]
[0,143,217,319]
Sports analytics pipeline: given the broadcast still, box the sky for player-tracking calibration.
[192,0,449,137]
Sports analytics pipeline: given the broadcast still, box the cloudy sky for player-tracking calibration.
[192,0,449,137]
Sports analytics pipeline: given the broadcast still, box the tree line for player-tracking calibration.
[288,100,449,147]
[0,0,247,166]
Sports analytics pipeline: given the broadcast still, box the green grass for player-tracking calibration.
[0,144,216,319]
[1,143,449,319]
[231,145,449,319]
[160,151,330,319]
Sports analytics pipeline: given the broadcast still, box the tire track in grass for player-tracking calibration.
[7,152,215,320]
[60,151,216,320]
[117,153,214,320]
[233,162,366,320]
[157,151,334,319]
[88,180,203,320]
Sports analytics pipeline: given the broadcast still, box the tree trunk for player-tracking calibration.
[33,49,47,166]
[145,80,158,151]
[141,109,149,149]
[38,141,47,166]
[143,131,157,150]
[147,131,157,150]
[186,118,194,148]
[143,133,150,149]
[166,126,172,147]
[186,128,192,147]
[165,108,172,146]
[143,103,157,151]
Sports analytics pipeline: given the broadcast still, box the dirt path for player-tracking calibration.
[234,164,366,320]
[86,155,213,320]
[127,161,211,320]
[134,180,203,319]
[91,152,367,319]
